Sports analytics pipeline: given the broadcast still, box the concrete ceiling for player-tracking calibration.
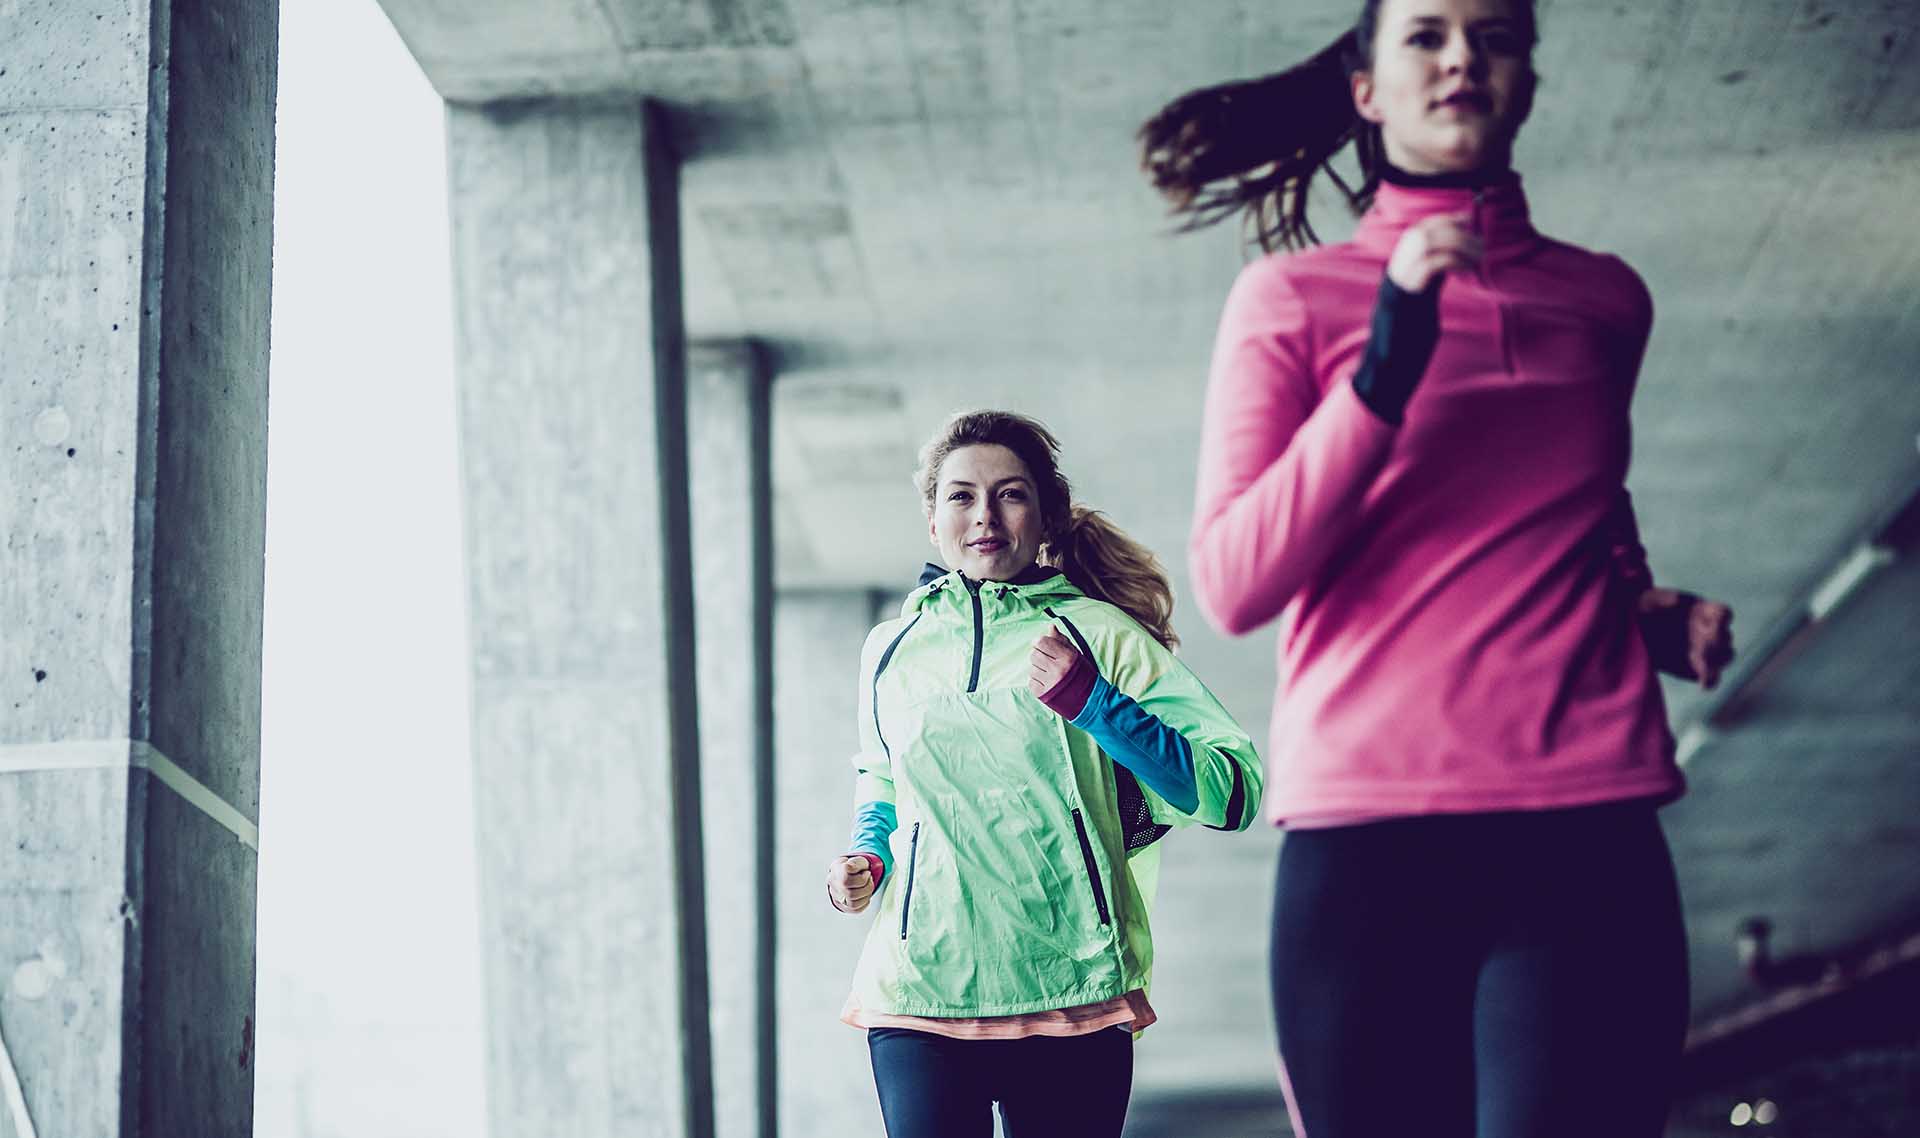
[374,0,1920,1072]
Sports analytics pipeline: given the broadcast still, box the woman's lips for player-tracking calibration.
[1436,90,1492,113]
[970,539,1007,553]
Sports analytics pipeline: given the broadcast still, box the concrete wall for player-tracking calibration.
[773,590,887,1138]
[2,0,152,1119]
[0,0,277,1134]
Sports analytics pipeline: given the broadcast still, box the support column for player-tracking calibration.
[689,341,776,1138]
[447,98,712,1138]
[0,2,278,1136]
[774,590,890,1138]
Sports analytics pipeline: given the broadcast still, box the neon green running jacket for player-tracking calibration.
[844,565,1262,1018]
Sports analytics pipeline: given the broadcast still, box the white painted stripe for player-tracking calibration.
[1674,722,1715,769]
[133,744,259,852]
[1807,541,1895,623]
[0,739,258,851]
[0,1014,36,1138]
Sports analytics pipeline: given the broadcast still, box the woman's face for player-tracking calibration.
[928,444,1045,582]
[1351,0,1533,174]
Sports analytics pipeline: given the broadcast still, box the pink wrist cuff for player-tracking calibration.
[828,853,886,914]
[1037,650,1097,720]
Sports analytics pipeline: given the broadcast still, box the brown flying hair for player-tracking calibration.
[1139,0,1538,251]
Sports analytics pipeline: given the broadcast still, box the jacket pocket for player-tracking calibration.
[898,821,922,941]
[1070,809,1111,927]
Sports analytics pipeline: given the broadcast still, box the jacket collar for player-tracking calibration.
[917,561,1064,589]
[1352,173,1541,265]
[907,562,1079,615]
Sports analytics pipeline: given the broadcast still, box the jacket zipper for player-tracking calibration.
[1070,809,1111,927]
[963,577,984,692]
[1044,607,1094,663]
[871,613,923,761]
[1051,611,1143,906]
[898,821,921,940]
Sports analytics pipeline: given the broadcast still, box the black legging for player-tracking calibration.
[867,1025,1133,1138]
[1269,801,1689,1138]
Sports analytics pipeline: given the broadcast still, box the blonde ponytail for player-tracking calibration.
[1051,505,1179,651]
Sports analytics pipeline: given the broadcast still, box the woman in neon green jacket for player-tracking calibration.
[824,409,1263,1138]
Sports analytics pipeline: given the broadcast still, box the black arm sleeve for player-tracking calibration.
[1349,274,1441,426]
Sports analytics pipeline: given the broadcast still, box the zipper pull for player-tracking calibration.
[1472,188,1485,278]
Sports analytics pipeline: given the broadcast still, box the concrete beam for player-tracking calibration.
[447,97,712,1138]
[0,0,278,1134]
[690,340,775,1138]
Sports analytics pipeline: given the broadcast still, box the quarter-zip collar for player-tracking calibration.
[1378,160,1515,191]
[915,561,1063,589]
[905,563,1082,616]
[1353,174,1541,268]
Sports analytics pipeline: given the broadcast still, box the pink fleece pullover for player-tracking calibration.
[1190,176,1682,827]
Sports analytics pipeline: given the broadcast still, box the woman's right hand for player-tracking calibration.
[827,855,876,913]
[1387,214,1482,293]
[1350,214,1482,426]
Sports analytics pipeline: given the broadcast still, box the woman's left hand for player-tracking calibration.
[1638,587,1735,689]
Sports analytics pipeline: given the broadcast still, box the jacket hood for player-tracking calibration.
[1353,174,1542,267]
[904,562,1083,615]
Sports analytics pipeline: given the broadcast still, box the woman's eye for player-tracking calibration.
[1478,28,1521,54]
[1001,489,1027,501]
[1408,29,1443,48]
[948,492,970,503]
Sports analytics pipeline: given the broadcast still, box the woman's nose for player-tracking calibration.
[1441,32,1475,73]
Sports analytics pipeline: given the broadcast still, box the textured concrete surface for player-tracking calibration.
[0,765,134,1138]
[135,3,278,1134]
[1,0,151,1116]
[2,0,149,747]
[448,97,710,1137]
[1,0,274,1133]
[773,592,886,1138]
[143,0,279,818]
[691,340,776,1138]
[135,769,265,1136]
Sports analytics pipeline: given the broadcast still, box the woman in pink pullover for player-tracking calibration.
[1141,0,1736,1135]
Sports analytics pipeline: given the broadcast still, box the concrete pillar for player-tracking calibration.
[689,340,775,1138]
[0,2,277,1135]
[447,97,712,1138]
[774,590,890,1138]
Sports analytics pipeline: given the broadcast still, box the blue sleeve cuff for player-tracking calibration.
[1069,676,1200,816]
[848,800,897,879]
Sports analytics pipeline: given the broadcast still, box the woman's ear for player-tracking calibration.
[1350,68,1384,125]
